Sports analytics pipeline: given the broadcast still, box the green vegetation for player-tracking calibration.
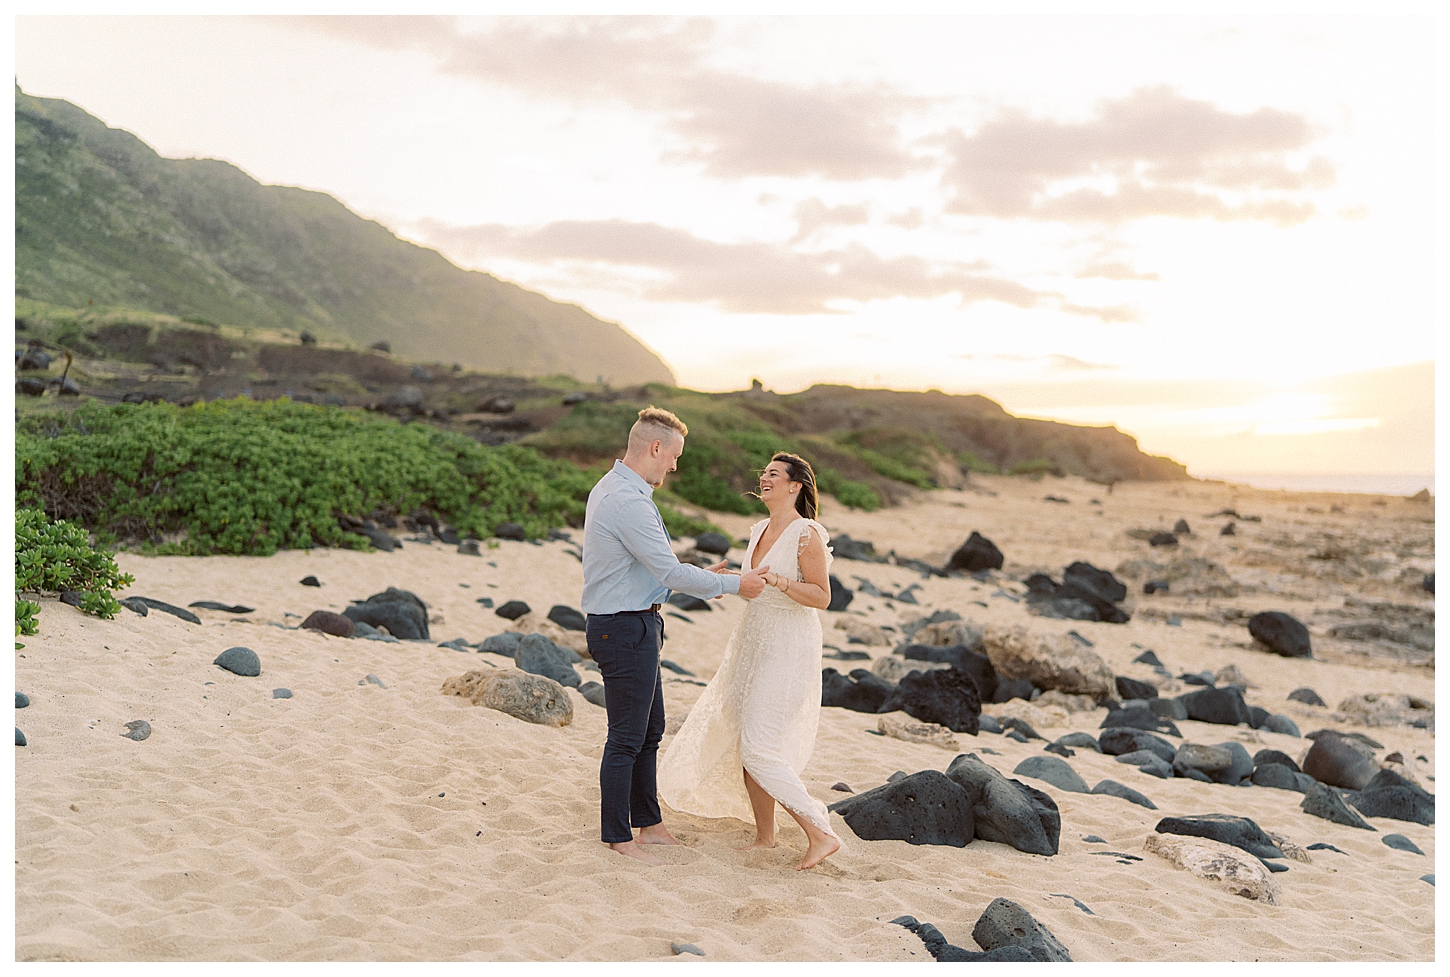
[16,399,601,555]
[957,450,1001,474]
[523,394,885,513]
[14,86,671,384]
[1007,458,1063,477]
[15,507,135,633]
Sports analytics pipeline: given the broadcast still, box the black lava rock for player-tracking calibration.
[122,720,152,741]
[579,681,606,708]
[1154,814,1284,860]
[494,600,531,621]
[189,601,255,613]
[131,597,202,624]
[1054,732,1103,753]
[359,526,400,552]
[1143,580,1170,595]
[1098,728,1176,764]
[1116,676,1158,700]
[1301,783,1375,830]
[214,646,261,677]
[972,897,1072,962]
[900,643,996,701]
[344,593,429,641]
[59,590,85,607]
[547,605,586,631]
[1350,770,1436,825]
[16,692,30,709]
[273,689,293,699]
[118,597,149,616]
[493,522,526,541]
[1302,732,1379,790]
[1248,611,1312,658]
[515,633,581,689]
[1423,573,1434,595]
[991,678,1037,703]
[1099,706,1179,737]
[300,576,321,587]
[826,575,853,612]
[1147,698,1188,721]
[1177,686,1253,726]
[694,532,732,556]
[1148,531,1179,547]
[1287,687,1326,707]
[947,532,1003,573]
[1382,833,1424,854]
[945,753,1060,856]
[1012,756,1089,793]
[1250,764,1311,792]
[1258,714,1301,737]
[1132,649,1163,667]
[821,668,891,713]
[1253,749,1301,772]
[827,770,975,846]
[1090,779,1157,809]
[16,727,26,746]
[668,593,712,613]
[877,667,982,734]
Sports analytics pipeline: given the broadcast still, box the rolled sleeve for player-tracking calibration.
[616,496,740,599]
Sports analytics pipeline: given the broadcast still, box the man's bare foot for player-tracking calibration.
[608,840,664,865]
[796,835,841,870]
[733,837,777,851]
[636,824,682,846]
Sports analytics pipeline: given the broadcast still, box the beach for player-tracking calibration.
[13,473,1435,961]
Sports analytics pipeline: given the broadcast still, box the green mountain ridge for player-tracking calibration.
[14,86,674,385]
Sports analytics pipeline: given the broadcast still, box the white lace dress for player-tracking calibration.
[658,517,842,843]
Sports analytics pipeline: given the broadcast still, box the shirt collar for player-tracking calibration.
[613,459,655,495]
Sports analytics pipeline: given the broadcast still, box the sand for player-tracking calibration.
[13,474,1435,961]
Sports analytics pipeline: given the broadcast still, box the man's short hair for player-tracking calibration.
[628,406,688,451]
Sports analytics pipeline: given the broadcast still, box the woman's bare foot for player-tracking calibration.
[796,834,840,870]
[734,836,777,851]
[608,840,664,865]
[636,824,682,846]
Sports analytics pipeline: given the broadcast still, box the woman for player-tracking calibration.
[658,452,843,870]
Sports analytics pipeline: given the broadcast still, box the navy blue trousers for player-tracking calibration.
[586,610,666,844]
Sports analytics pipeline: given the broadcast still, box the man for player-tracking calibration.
[581,406,770,865]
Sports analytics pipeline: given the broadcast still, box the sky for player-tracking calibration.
[11,13,1438,482]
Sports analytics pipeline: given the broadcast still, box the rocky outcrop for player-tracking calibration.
[983,626,1114,701]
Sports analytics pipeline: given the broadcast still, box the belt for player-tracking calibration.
[589,605,661,617]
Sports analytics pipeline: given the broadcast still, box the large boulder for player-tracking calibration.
[900,643,996,701]
[945,753,1060,856]
[1097,728,1177,765]
[826,575,853,612]
[1144,834,1280,905]
[1011,756,1089,793]
[515,633,581,689]
[344,587,430,640]
[1055,562,1129,623]
[441,668,573,726]
[1116,675,1159,700]
[300,610,354,637]
[1301,731,1379,790]
[1177,687,1253,726]
[983,626,1114,701]
[1172,743,1234,780]
[821,668,892,713]
[971,898,1072,962]
[827,770,975,846]
[1154,814,1284,860]
[877,667,981,734]
[1349,769,1435,825]
[1099,706,1179,737]
[1300,783,1374,830]
[693,531,732,556]
[546,605,587,631]
[1248,611,1312,658]
[947,532,1003,573]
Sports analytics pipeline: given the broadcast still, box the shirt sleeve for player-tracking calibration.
[615,495,741,598]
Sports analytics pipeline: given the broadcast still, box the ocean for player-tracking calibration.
[1195,472,1435,498]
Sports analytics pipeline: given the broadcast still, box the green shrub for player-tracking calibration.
[14,507,134,626]
[816,468,881,511]
[1007,458,1063,477]
[16,598,41,637]
[16,398,599,554]
[957,451,1000,474]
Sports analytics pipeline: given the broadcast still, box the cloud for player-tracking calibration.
[415,217,1127,321]
[281,15,922,180]
[958,353,1118,372]
[937,86,1333,224]
[1075,260,1160,281]
[791,197,871,243]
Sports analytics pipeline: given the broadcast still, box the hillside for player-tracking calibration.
[13,86,674,385]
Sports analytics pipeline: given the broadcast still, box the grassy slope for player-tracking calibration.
[14,87,673,385]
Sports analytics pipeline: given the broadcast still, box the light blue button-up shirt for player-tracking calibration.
[580,460,740,614]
